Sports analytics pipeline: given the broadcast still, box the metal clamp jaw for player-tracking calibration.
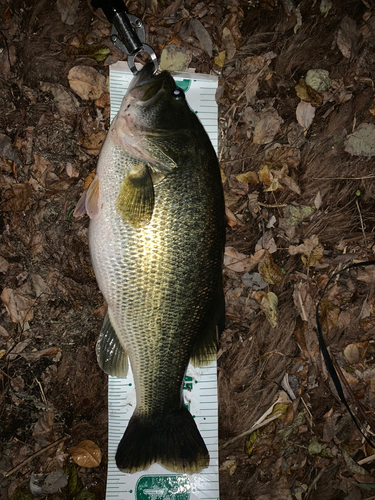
[91,0,158,75]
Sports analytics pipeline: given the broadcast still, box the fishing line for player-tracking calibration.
[316,260,375,449]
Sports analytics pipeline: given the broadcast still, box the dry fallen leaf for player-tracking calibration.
[265,146,301,170]
[160,44,192,72]
[236,170,259,185]
[296,101,316,130]
[68,66,107,100]
[221,27,236,60]
[279,175,301,195]
[343,343,360,364]
[190,18,213,57]
[0,255,10,274]
[214,50,226,67]
[80,130,107,155]
[33,410,55,447]
[69,440,102,468]
[337,16,360,60]
[301,241,324,266]
[260,291,279,328]
[295,79,323,107]
[224,247,266,273]
[289,235,320,256]
[56,0,79,25]
[253,115,281,144]
[319,297,340,332]
[344,123,375,157]
[1,287,34,325]
[258,251,283,285]
[1,183,32,212]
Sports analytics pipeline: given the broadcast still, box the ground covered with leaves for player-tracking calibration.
[1,0,375,499]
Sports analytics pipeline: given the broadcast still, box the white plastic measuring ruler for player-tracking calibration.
[106,62,220,500]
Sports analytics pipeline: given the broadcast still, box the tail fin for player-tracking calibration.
[115,406,209,474]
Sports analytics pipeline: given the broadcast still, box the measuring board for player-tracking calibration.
[106,62,220,500]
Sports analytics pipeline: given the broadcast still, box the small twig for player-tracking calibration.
[343,232,375,243]
[34,377,47,406]
[3,436,68,477]
[301,396,314,428]
[358,453,375,465]
[258,202,287,208]
[355,198,368,248]
[305,467,326,500]
[312,175,375,180]
[220,412,282,450]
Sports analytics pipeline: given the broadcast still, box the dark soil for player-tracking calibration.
[1,0,375,499]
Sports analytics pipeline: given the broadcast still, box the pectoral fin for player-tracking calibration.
[116,164,154,227]
[96,312,128,378]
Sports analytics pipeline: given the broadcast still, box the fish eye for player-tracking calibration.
[172,88,184,100]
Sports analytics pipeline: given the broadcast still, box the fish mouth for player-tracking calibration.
[127,63,174,106]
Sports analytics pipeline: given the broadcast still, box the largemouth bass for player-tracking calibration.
[75,63,225,474]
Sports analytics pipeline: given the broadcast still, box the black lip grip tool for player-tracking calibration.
[91,0,158,75]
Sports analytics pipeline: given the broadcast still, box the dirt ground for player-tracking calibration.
[1,0,375,499]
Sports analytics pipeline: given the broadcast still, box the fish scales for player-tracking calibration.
[76,63,225,474]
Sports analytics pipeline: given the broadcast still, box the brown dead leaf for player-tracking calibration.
[337,17,360,60]
[295,79,323,107]
[69,440,102,468]
[225,207,242,227]
[29,231,44,255]
[236,170,259,185]
[258,164,272,185]
[56,0,79,25]
[260,291,278,328]
[1,183,32,212]
[0,255,10,274]
[160,44,192,72]
[1,287,34,325]
[33,410,55,447]
[253,115,281,144]
[224,247,266,273]
[81,131,106,155]
[30,154,54,188]
[319,297,340,332]
[343,344,360,364]
[83,169,96,191]
[10,375,25,393]
[279,175,301,195]
[301,243,324,266]
[41,83,78,118]
[288,235,320,256]
[30,273,52,302]
[258,251,283,285]
[221,27,236,60]
[265,146,300,170]
[68,66,107,100]
[190,18,212,57]
[296,101,316,130]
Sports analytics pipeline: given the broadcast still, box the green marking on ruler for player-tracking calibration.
[183,375,194,391]
[136,475,190,500]
[176,79,191,93]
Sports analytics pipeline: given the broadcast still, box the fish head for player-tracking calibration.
[113,63,201,170]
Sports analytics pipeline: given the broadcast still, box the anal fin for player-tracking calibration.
[96,312,128,378]
[190,285,225,367]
